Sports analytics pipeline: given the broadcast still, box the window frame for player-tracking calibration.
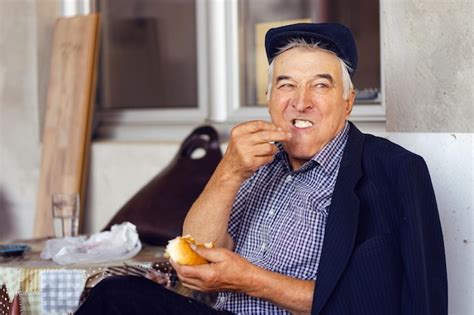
[222,0,386,123]
[68,0,385,140]
[95,0,209,129]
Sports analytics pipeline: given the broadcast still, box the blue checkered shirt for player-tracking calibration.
[214,122,350,314]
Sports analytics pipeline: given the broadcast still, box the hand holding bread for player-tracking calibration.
[165,235,213,265]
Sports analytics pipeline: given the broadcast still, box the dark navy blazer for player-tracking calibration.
[311,122,448,315]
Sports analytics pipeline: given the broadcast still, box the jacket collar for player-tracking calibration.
[311,121,365,314]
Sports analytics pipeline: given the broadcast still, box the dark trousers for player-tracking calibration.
[75,276,233,315]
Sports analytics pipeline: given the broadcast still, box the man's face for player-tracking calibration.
[268,47,355,170]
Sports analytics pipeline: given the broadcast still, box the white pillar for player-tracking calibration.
[62,0,95,17]
[207,0,228,122]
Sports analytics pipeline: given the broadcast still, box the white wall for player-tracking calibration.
[0,0,472,314]
[384,0,473,133]
[83,141,179,233]
[0,0,41,240]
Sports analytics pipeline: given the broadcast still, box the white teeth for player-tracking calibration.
[293,119,313,128]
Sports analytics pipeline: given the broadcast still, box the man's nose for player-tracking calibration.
[292,87,313,112]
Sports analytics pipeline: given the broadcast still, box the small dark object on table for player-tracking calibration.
[0,244,31,258]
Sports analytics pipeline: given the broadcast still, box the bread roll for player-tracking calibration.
[165,235,213,265]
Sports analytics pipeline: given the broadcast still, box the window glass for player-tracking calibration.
[239,0,380,107]
[98,0,197,109]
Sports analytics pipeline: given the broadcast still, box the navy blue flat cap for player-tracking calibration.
[265,23,358,76]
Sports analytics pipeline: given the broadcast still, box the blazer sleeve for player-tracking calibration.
[398,155,448,315]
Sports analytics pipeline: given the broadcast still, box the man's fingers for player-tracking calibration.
[247,129,292,144]
[169,259,184,275]
[232,120,279,136]
[252,142,278,157]
[222,120,291,180]
[171,259,210,280]
[170,259,200,278]
[194,247,226,263]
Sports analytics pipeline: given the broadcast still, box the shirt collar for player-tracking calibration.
[274,121,350,174]
[312,121,350,173]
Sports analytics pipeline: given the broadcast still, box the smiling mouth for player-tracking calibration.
[292,119,314,129]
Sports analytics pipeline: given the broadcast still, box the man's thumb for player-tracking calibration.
[194,246,224,263]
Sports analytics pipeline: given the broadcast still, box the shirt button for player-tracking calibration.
[285,175,293,183]
[261,243,266,251]
[269,209,275,216]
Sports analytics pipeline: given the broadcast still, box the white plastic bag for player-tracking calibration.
[41,222,142,265]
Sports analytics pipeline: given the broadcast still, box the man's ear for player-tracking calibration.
[345,89,356,116]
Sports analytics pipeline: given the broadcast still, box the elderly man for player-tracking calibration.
[76,23,447,315]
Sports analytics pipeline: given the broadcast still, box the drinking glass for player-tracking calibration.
[52,193,80,238]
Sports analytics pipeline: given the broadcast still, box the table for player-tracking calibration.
[0,238,174,315]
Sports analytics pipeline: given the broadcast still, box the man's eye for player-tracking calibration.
[278,83,294,89]
[314,83,329,89]
[311,82,332,95]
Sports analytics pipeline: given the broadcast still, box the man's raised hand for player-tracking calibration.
[220,120,291,182]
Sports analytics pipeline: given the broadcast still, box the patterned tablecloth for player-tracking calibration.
[0,238,169,315]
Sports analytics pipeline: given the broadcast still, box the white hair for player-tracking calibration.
[266,39,354,101]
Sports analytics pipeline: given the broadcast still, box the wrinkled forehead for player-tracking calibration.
[273,46,343,81]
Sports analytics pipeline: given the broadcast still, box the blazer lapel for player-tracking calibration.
[311,122,365,314]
